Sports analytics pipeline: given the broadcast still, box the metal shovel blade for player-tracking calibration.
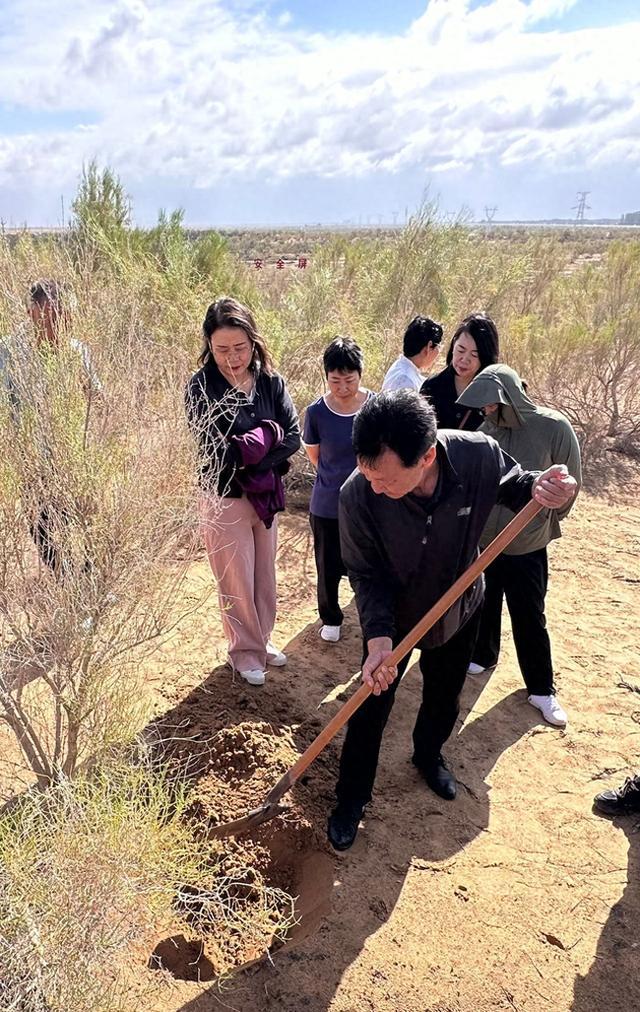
[207,801,289,839]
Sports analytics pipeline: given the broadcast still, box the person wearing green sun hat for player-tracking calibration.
[456,363,581,728]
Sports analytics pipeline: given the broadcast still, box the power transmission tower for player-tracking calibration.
[572,191,591,222]
[484,205,497,223]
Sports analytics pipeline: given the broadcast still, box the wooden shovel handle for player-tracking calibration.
[264,496,542,806]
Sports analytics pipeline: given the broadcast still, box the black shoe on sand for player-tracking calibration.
[327,801,365,851]
[413,753,457,800]
[594,774,640,816]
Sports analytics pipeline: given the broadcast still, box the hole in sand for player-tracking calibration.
[149,934,216,983]
[149,721,335,982]
[151,845,334,982]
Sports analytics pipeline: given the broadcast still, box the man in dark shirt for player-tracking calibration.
[328,389,578,850]
[1,281,101,576]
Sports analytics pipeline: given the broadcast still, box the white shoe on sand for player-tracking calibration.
[227,658,266,686]
[467,662,486,676]
[266,642,287,666]
[320,625,341,643]
[528,694,567,727]
[238,668,266,686]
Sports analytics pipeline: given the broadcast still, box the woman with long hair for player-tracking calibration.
[185,297,300,686]
[420,313,499,429]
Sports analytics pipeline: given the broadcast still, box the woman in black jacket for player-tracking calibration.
[186,297,300,686]
[420,313,499,429]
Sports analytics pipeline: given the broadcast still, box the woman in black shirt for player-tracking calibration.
[186,298,300,686]
[421,313,499,429]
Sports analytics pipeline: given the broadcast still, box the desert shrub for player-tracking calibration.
[512,241,640,456]
[0,227,218,788]
[0,195,298,1010]
[0,747,294,1012]
[71,161,131,236]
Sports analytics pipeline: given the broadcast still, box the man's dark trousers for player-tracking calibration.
[30,503,92,580]
[472,547,554,696]
[310,514,347,627]
[336,608,481,806]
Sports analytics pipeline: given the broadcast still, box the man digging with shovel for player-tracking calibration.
[328,389,578,851]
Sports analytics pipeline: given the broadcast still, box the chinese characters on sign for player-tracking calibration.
[252,257,309,270]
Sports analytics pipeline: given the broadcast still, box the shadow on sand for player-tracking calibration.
[571,809,640,1012]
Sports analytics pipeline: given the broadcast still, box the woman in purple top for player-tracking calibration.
[303,337,372,642]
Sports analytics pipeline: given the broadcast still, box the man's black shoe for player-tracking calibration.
[327,801,364,851]
[413,752,457,800]
[594,774,640,816]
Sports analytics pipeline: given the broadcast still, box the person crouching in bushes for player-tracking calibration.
[185,297,301,686]
[421,312,499,430]
[303,337,372,643]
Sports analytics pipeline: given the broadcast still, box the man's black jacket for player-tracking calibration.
[338,431,537,650]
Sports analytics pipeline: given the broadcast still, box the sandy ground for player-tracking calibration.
[126,480,640,1012]
[3,480,636,1011]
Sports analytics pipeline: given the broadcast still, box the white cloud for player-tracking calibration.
[0,0,638,209]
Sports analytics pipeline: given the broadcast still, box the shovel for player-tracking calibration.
[210,497,543,838]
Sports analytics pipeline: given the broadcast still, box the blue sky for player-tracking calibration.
[0,106,96,135]
[266,0,428,34]
[269,0,640,35]
[0,0,639,227]
[522,0,640,32]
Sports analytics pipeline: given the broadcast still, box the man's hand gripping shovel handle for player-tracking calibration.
[210,498,543,838]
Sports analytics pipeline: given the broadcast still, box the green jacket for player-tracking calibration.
[457,365,582,555]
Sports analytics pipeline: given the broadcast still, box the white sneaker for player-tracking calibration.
[238,668,266,686]
[467,662,486,676]
[320,625,341,643]
[266,642,287,666]
[528,694,568,727]
[227,657,266,686]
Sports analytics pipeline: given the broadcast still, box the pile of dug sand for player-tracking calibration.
[187,720,302,826]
